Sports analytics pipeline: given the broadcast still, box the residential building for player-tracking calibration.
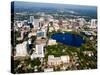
[15,41,28,57]
[48,55,70,66]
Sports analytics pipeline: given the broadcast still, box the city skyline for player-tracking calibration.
[11,1,97,74]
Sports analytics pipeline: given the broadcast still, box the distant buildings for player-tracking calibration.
[30,16,34,23]
[34,19,41,29]
[30,16,41,29]
[90,19,97,29]
[45,15,53,22]
[78,18,86,26]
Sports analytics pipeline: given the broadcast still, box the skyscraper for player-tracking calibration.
[30,16,34,23]
[90,19,97,29]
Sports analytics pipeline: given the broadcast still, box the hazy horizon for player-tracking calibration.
[12,1,97,10]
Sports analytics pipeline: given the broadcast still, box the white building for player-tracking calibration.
[83,51,94,57]
[30,16,40,29]
[90,19,97,29]
[48,55,61,66]
[15,41,28,57]
[48,55,70,66]
[28,38,32,44]
[61,56,70,63]
[33,19,40,29]
[78,18,86,26]
[30,16,34,23]
[17,22,23,28]
[31,44,45,59]
[15,21,23,28]
[49,27,54,32]
[39,17,44,22]
[48,39,57,45]
[44,68,53,72]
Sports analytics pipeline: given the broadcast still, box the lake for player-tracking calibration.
[51,33,84,47]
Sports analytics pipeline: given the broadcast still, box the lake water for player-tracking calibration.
[51,33,84,47]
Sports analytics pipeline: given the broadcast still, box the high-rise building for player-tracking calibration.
[33,19,40,29]
[35,44,44,55]
[31,44,44,59]
[30,16,34,23]
[90,19,97,29]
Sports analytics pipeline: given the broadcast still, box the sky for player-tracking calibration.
[13,1,97,10]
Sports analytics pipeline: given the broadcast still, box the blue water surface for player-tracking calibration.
[51,33,84,47]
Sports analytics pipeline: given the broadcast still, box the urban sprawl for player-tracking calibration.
[11,9,97,73]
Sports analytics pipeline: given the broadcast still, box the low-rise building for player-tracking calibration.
[48,39,57,45]
[37,29,46,38]
[83,51,94,57]
[15,41,29,57]
[44,68,54,72]
[48,55,70,66]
